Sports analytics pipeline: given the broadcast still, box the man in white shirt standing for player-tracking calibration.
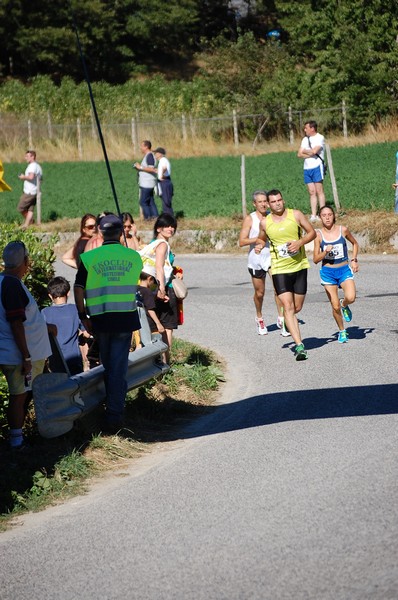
[297,121,326,222]
[17,149,43,229]
[154,147,174,216]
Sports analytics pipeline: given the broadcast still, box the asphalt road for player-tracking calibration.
[1,253,397,600]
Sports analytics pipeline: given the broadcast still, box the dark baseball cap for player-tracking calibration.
[99,214,123,232]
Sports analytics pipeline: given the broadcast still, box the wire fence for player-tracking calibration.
[0,103,349,158]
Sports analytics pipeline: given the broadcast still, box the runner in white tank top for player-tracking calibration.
[239,190,289,336]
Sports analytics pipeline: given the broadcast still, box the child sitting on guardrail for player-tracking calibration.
[135,266,165,349]
[42,276,91,374]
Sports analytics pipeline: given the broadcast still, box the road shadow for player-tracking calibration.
[176,383,398,440]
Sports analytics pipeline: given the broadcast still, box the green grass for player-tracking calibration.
[1,141,396,223]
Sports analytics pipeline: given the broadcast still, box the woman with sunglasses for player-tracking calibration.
[62,213,97,269]
[120,212,139,250]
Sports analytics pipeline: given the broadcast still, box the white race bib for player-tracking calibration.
[277,243,299,258]
[325,243,344,260]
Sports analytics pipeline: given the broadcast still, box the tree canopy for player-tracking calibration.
[0,0,397,126]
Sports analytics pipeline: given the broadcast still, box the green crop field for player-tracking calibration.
[1,142,396,223]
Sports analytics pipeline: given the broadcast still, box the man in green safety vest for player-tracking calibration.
[74,214,143,432]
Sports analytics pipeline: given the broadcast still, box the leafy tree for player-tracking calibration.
[274,0,398,125]
[197,31,298,136]
[0,0,131,82]
[0,0,204,82]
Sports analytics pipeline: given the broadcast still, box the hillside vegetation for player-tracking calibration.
[0,0,397,137]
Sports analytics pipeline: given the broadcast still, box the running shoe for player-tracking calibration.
[255,317,268,335]
[340,300,352,322]
[276,315,283,329]
[338,330,349,343]
[295,343,308,361]
[276,317,290,337]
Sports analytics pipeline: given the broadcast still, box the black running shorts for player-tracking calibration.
[272,269,308,296]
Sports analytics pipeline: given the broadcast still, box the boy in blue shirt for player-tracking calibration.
[42,276,88,375]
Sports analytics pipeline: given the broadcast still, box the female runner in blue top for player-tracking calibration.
[313,206,359,343]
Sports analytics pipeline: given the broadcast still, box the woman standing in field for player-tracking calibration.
[62,213,97,269]
[313,206,359,343]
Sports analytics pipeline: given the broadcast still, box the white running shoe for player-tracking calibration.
[280,322,291,337]
[278,317,291,337]
[255,317,268,335]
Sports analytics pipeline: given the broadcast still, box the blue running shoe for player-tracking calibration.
[338,330,349,343]
[340,300,352,322]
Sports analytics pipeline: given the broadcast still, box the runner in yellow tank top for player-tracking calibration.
[256,190,316,361]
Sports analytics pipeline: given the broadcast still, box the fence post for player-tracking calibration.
[288,105,294,145]
[47,111,53,140]
[395,151,398,213]
[28,119,33,148]
[77,118,83,160]
[90,109,97,140]
[241,154,246,216]
[181,114,188,142]
[342,100,348,138]
[36,176,42,225]
[131,117,138,155]
[189,114,195,138]
[135,110,140,150]
[233,110,239,147]
[325,143,340,211]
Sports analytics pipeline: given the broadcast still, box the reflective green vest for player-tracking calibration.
[81,243,143,317]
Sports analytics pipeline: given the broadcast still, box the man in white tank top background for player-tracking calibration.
[239,190,289,337]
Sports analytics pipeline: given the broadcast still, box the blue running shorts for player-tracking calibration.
[304,165,324,184]
[320,263,354,287]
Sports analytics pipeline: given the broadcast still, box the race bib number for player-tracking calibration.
[325,243,344,260]
[277,243,299,258]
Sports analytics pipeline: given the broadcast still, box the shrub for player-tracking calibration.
[0,224,58,308]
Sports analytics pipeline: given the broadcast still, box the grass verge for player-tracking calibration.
[0,338,225,532]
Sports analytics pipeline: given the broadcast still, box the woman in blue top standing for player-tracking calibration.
[313,206,359,343]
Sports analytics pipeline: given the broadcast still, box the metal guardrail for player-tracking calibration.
[33,338,169,439]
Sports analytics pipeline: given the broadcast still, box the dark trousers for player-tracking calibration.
[96,331,132,424]
[139,187,159,220]
[159,179,174,216]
